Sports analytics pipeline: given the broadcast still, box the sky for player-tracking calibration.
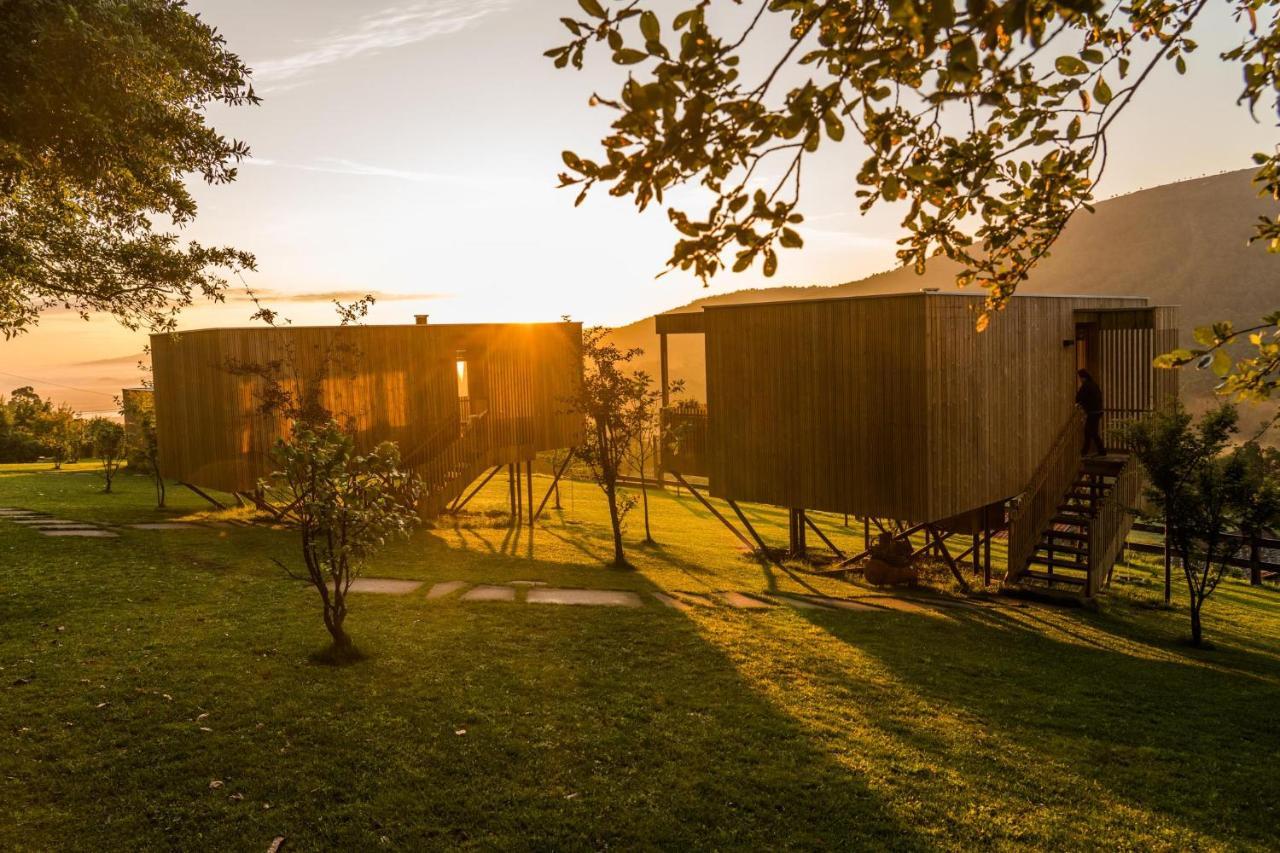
[3,0,1276,413]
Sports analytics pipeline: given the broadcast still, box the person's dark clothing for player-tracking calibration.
[1076,377,1106,455]
[1075,378,1103,414]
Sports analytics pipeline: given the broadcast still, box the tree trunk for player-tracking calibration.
[1163,512,1172,606]
[1189,598,1203,647]
[605,482,626,567]
[553,479,561,510]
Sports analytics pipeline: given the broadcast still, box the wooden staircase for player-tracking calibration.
[1020,455,1129,592]
[1004,411,1142,598]
[401,413,497,518]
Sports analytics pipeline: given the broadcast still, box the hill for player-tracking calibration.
[611,168,1278,424]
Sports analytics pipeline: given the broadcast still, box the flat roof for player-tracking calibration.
[695,291,1152,312]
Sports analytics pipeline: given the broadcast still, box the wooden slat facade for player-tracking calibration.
[679,293,1175,523]
[150,322,582,494]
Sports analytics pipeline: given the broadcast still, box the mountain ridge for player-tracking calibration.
[610,168,1278,424]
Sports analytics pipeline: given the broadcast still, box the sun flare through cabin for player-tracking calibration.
[656,292,1178,597]
[149,320,583,517]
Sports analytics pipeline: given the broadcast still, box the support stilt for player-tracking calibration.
[182,482,227,510]
[450,465,501,514]
[727,499,771,555]
[671,472,754,552]
[804,513,846,559]
[532,449,574,523]
[525,459,534,528]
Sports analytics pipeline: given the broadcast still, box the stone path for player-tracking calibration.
[351,577,981,618]
[0,507,233,539]
[0,507,117,538]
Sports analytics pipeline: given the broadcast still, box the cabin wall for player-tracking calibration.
[433,323,583,458]
[921,295,1144,520]
[703,296,929,518]
[151,323,582,495]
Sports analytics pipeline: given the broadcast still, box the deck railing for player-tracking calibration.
[1086,456,1141,596]
[1005,410,1085,583]
[661,402,709,476]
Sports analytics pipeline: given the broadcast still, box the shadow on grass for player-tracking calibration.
[789,599,1280,848]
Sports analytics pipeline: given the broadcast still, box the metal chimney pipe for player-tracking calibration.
[414,314,429,325]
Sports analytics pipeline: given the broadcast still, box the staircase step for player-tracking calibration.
[1043,528,1088,541]
[1021,569,1086,587]
[1051,514,1091,527]
[1029,554,1088,570]
[1056,505,1095,516]
[1035,542,1087,557]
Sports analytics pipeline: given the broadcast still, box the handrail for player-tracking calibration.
[1086,456,1141,596]
[1005,409,1085,583]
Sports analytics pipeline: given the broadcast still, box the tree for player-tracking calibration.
[42,405,82,470]
[268,421,421,659]
[1234,441,1280,585]
[570,327,665,567]
[550,1,1280,383]
[1124,402,1265,647]
[124,399,166,508]
[86,418,125,493]
[624,376,681,544]
[0,0,257,339]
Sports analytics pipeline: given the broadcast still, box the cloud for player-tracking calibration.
[230,288,451,304]
[242,155,522,188]
[70,352,149,368]
[252,1,511,90]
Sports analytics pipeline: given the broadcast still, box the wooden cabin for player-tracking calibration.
[150,321,582,514]
[657,292,1178,595]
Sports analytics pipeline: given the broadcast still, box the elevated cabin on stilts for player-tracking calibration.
[149,319,583,521]
[656,292,1178,597]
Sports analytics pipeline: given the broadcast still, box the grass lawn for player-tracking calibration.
[2,461,1279,850]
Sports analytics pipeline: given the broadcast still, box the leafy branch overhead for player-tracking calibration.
[548,0,1279,335]
[0,0,259,338]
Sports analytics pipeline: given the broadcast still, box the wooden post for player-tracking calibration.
[790,509,808,559]
[508,464,517,524]
[525,459,534,528]
[971,515,981,578]
[863,517,870,551]
[1250,535,1262,586]
[983,505,992,586]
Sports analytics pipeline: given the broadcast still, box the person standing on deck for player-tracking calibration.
[1076,369,1106,456]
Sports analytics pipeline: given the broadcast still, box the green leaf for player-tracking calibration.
[1193,325,1218,346]
[612,49,648,65]
[640,10,660,42]
[1092,76,1113,105]
[1055,56,1089,76]
[1211,348,1232,377]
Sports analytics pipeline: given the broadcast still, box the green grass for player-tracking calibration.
[2,462,1279,850]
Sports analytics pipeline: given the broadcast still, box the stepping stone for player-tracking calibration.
[0,509,40,517]
[770,593,837,611]
[346,578,422,595]
[716,592,776,610]
[510,580,547,587]
[40,529,117,538]
[461,585,516,602]
[670,592,718,608]
[788,595,882,612]
[427,581,468,599]
[527,588,642,607]
[10,517,63,524]
[651,592,692,611]
[127,522,202,531]
[29,524,103,531]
